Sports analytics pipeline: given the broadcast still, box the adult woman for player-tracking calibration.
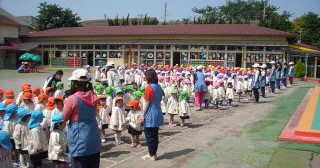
[140,69,164,161]
[276,62,282,90]
[252,63,261,102]
[193,66,208,110]
[62,69,101,168]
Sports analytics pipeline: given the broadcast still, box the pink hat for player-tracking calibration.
[184,79,191,84]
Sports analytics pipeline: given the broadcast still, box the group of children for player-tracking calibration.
[0,84,68,168]
[0,62,294,168]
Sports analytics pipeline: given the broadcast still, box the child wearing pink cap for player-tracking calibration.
[211,83,220,109]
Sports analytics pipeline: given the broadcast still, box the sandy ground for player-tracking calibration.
[0,70,318,168]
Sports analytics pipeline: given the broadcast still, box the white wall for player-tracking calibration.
[0,24,19,44]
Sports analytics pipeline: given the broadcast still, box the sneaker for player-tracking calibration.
[101,139,106,143]
[150,155,157,161]
[171,123,176,127]
[130,143,136,148]
[142,154,152,160]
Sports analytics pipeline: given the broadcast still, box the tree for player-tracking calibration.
[294,59,306,78]
[267,11,293,32]
[36,2,80,31]
[300,12,320,47]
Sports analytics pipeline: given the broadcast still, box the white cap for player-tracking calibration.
[260,64,267,69]
[85,65,90,68]
[106,61,115,67]
[289,62,294,65]
[269,61,276,64]
[68,69,91,81]
[196,65,202,70]
[252,63,260,68]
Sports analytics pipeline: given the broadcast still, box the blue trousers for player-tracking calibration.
[282,78,287,87]
[270,81,275,93]
[227,99,232,106]
[276,79,281,89]
[260,87,265,97]
[144,127,159,156]
[213,101,219,108]
[71,152,100,168]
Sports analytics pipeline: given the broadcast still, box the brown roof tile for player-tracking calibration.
[26,24,296,38]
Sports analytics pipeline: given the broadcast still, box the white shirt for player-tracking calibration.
[167,96,179,115]
[48,130,70,162]
[13,122,30,151]
[28,126,48,154]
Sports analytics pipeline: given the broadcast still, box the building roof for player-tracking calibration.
[26,24,296,38]
[291,43,320,51]
[0,8,22,27]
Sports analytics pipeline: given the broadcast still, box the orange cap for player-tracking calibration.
[4,99,15,105]
[96,105,103,109]
[126,100,141,111]
[22,83,31,86]
[97,95,106,99]
[38,93,48,102]
[54,96,64,101]
[0,88,4,94]
[45,87,53,94]
[114,95,123,102]
[5,90,14,98]
[45,97,55,110]
[32,87,41,96]
[21,85,31,92]
[21,92,33,100]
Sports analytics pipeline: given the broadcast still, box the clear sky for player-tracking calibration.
[1,0,319,21]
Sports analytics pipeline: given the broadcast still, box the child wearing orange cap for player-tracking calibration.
[52,96,64,115]
[109,96,125,145]
[19,92,35,111]
[32,87,42,105]
[34,93,48,112]
[0,88,4,102]
[16,84,31,106]
[96,95,110,143]
[42,97,55,139]
[125,99,143,148]
[3,90,15,105]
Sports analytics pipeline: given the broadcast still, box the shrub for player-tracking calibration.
[294,59,306,78]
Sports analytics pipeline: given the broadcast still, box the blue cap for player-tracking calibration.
[51,112,64,130]
[28,110,45,129]
[0,102,5,111]
[0,130,12,149]
[3,104,18,121]
[17,108,31,123]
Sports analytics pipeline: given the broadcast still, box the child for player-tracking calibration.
[211,83,220,109]
[178,91,190,127]
[28,110,48,168]
[97,95,110,143]
[235,76,245,102]
[94,84,104,96]
[124,85,135,110]
[42,97,55,139]
[243,76,249,98]
[34,93,48,112]
[19,91,35,110]
[112,89,124,109]
[3,89,15,105]
[54,82,64,97]
[182,79,192,102]
[109,96,126,145]
[45,87,55,98]
[167,89,179,127]
[0,102,5,125]
[105,86,114,114]
[13,108,31,168]
[52,96,64,114]
[0,130,13,168]
[0,88,4,102]
[226,82,234,106]
[3,104,18,166]
[125,100,143,148]
[203,80,211,108]
[32,87,42,105]
[48,113,70,168]
[16,84,31,106]
[218,80,226,105]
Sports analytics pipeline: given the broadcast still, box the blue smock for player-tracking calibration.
[193,71,208,93]
[260,70,266,87]
[144,84,164,128]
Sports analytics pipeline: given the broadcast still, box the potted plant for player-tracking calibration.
[294,59,306,81]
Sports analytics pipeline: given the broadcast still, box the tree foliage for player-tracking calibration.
[294,59,306,78]
[36,2,80,31]
[300,12,320,47]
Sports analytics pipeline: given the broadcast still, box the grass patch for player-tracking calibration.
[246,86,313,141]
[0,69,55,79]
[267,148,311,168]
[279,141,320,154]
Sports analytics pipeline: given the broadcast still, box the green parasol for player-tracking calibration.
[31,54,41,62]
[19,53,32,61]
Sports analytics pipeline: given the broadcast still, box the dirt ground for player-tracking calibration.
[0,70,318,168]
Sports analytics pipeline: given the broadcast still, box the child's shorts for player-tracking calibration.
[128,126,142,135]
[102,124,109,129]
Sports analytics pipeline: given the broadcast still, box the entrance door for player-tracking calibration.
[235,53,242,67]
[88,51,93,66]
[173,52,180,66]
[4,51,13,69]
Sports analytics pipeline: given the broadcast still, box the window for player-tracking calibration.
[208,45,225,51]
[109,45,122,50]
[246,53,263,62]
[95,45,107,50]
[109,51,122,58]
[81,45,93,50]
[68,45,80,50]
[140,45,154,50]
[208,52,225,60]
[190,45,206,50]
[173,45,188,50]
[226,46,242,51]
[247,46,263,51]
[266,46,283,52]
[156,45,170,50]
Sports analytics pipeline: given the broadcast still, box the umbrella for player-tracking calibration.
[19,53,32,61]
[31,54,41,62]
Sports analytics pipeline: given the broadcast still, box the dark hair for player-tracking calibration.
[145,69,158,84]
[227,82,233,88]
[205,81,210,86]
[54,99,63,104]
[56,70,63,75]
[70,80,93,95]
